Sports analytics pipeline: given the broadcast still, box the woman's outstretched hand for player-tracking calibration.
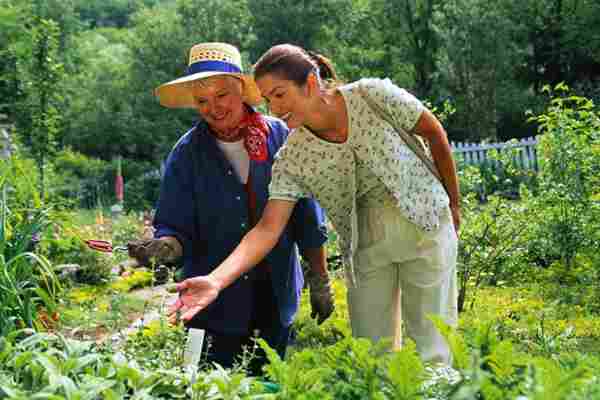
[168,276,221,323]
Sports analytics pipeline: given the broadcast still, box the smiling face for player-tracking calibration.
[190,76,246,135]
[256,73,314,129]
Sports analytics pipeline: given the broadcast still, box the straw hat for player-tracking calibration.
[154,42,262,108]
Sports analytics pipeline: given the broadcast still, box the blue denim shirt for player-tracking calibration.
[153,117,327,335]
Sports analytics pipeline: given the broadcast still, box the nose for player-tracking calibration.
[198,99,223,117]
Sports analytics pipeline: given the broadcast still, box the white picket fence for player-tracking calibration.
[451,136,540,171]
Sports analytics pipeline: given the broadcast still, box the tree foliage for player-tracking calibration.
[15,15,64,199]
[0,0,599,205]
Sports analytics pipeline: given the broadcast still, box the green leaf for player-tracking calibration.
[35,353,62,385]
[429,315,470,370]
[387,340,426,399]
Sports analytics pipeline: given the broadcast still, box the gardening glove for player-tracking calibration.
[127,236,182,266]
[306,270,335,325]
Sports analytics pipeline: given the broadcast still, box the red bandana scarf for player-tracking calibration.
[210,108,269,162]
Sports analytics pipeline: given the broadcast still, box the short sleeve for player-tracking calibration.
[268,147,312,201]
[360,78,425,132]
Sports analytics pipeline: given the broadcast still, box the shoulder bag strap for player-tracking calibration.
[358,86,449,196]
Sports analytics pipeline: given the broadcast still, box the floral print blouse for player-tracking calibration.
[269,78,449,283]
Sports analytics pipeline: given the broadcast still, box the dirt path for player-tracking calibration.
[130,283,178,306]
[107,283,179,342]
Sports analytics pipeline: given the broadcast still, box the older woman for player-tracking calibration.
[132,43,331,374]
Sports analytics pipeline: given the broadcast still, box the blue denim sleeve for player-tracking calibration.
[153,143,194,254]
[291,198,328,251]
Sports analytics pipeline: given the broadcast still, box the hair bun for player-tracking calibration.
[306,50,338,81]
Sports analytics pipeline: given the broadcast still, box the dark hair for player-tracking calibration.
[253,44,339,87]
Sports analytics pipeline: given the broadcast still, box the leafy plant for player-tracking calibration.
[0,159,61,337]
[457,193,532,312]
[385,340,429,400]
[109,269,153,293]
[121,318,187,371]
[292,279,350,350]
[0,329,272,399]
[525,85,600,276]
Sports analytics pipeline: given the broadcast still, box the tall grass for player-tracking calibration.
[0,158,61,336]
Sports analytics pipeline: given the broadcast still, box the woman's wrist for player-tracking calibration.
[207,272,226,292]
[449,196,461,208]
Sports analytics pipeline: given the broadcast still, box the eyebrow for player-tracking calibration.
[193,87,228,99]
[266,85,284,97]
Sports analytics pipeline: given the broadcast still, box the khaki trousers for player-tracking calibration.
[348,205,458,364]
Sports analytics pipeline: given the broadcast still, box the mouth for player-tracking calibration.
[211,112,228,121]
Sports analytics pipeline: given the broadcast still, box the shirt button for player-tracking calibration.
[243,275,248,280]
[236,196,241,200]
[228,170,233,175]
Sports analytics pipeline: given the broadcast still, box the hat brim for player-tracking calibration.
[154,71,263,109]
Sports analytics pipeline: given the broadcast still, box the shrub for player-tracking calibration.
[457,193,533,312]
[1,154,41,210]
[70,245,113,284]
[456,144,538,202]
[109,269,153,292]
[41,232,113,285]
[123,168,161,212]
[49,148,113,209]
[525,85,600,280]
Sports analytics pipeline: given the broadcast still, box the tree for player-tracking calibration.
[177,0,253,51]
[74,0,143,28]
[63,4,187,165]
[378,0,443,99]
[16,17,64,198]
[318,0,389,82]
[247,0,355,60]
[61,30,137,160]
[510,0,600,93]
[0,1,29,120]
[29,0,83,52]
[437,0,522,141]
[123,4,190,163]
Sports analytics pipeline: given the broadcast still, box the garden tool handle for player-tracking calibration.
[85,239,128,253]
[85,239,113,253]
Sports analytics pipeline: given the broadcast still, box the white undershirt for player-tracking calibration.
[216,139,249,184]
